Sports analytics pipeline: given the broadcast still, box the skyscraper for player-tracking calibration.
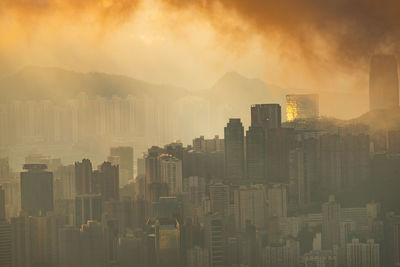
[93,162,119,201]
[384,212,400,267]
[286,94,319,121]
[109,146,134,187]
[75,194,103,226]
[246,126,266,181]
[20,164,54,216]
[369,54,399,110]
[209,182,230,218]
[159,154,183,196]
[224,118,244,180]
[251,104,281,129]
[0,185,12,267]
[322,195,341,250]
[75,159,93,195]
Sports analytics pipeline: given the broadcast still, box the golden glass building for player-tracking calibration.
[286,94,319,122]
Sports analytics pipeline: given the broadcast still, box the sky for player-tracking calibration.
[1,0,399,118]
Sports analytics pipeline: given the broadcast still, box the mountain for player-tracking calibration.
[0,66,188,103]
[207,71,282,105]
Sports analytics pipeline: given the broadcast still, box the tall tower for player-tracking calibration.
[246,126,266,181]
[369,54,399,110]
[224,118,244,180]
[251,104,281,129]
[75,159,93,195]
[20,164,53,216]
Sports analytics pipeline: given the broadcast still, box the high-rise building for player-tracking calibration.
[224,118,244,180]
[80,221,107,267]
[233,184,267,231]
[369,54,399,111]
[267,184,287,218]
[11,216,31,267]
[384,212,400,267]
[262,239,300,267]
[186,246,210,267]
[341,134,370,189]
[93,162,119,201]
[209,182,230,218]
[58,226,81,267]
[0,186,5,221]
[204,215,226,267]
[320,134,342,192]
[109,146,134,187]
[74,194,103,226]
[322,195,341,250]
[75,159,93,195]
[159,154,182,196]
[265,128,295,184]
[155,218,181,267]
[286,94,319,122]
[20,164,53,216]
[346,238,380,267]
[251,104,281,129]
[246,126,266,180]
[0,219,12,267]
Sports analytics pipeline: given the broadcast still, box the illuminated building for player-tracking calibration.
[224,118,245,180]
[369,54,399,111]
[286,94,319,122]
[251,104,281,129]
[20,164,53,217]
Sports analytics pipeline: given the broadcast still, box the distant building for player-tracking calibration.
[109,146,134,187]
[209,182,230,218]
[268,184,287,218]
[187,246,210,267]
[286,94,319,122]
[93,162,119,201]
[233,184,267,231]
[224,119,245,180]
[369,54,399,111]
[322,195,341,250]
[0,211,12,267]
[80,221,107,267]
[320,134,342,192]
[75,159,94,195]
[159,154,182,196]
[204,215,226,267]
[262,239,300,267]
[246,126,266,180]
[251,104,281,129]
[155,218,181,267]
[74,194,102,226]
[346,238,380,267]
[384,212,400,267]
[20,164,53,216]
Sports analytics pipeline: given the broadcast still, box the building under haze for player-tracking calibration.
[369,54,399,110]
[286,94,319,121]
[251,104,281,129]
[109,146,134,187]
[224,118,245,180]
[20,164,53,217]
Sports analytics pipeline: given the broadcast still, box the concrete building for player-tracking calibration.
[251,104,281,129]
[224,118,245,180]
[20,164,53,217]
